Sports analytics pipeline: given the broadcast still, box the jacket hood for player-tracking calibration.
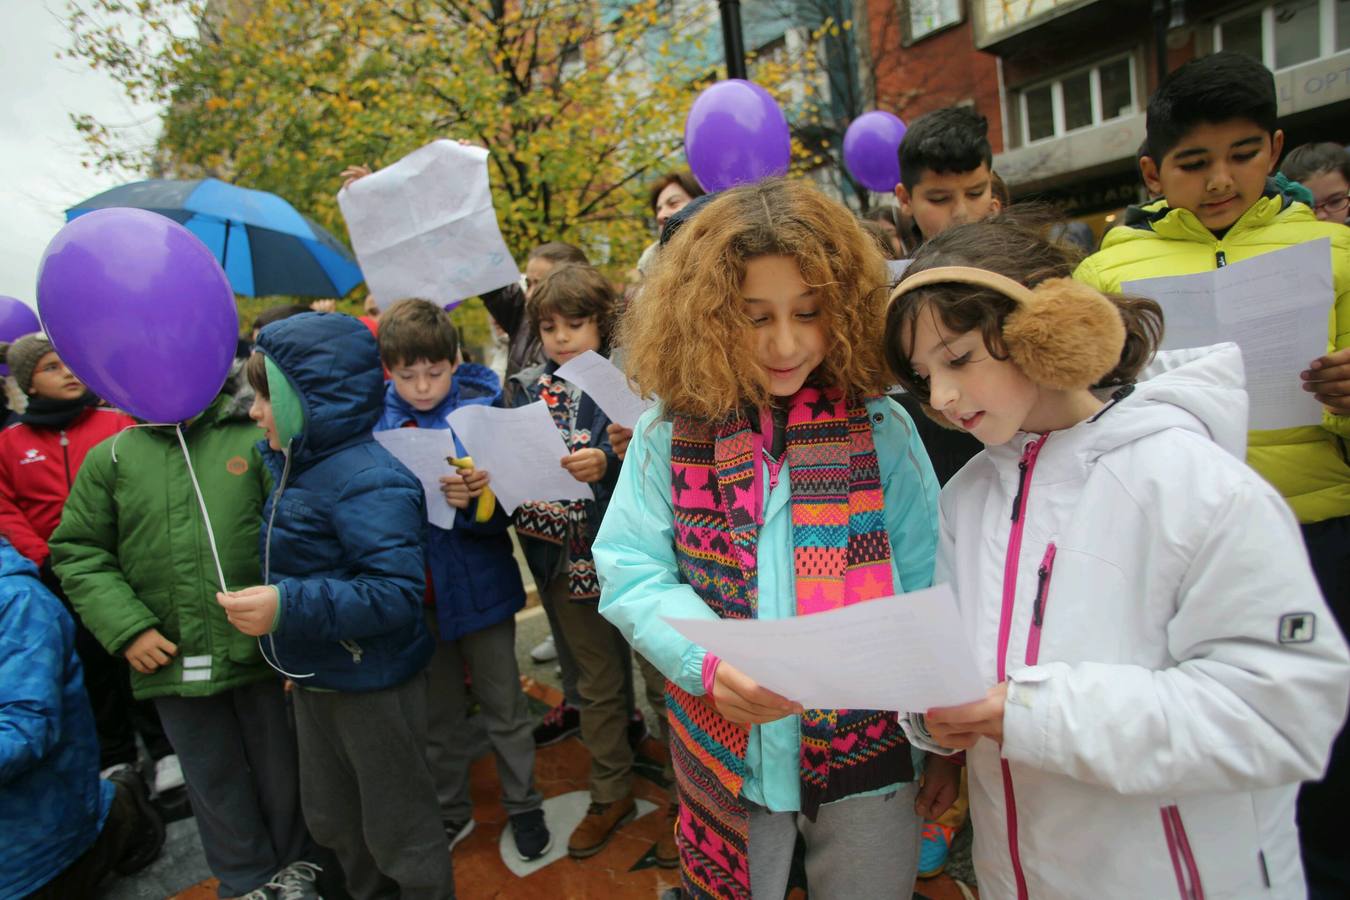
[991,343,1248,471]
[1112,342,1249,458]
[0,537,38,579]
[255,313,384,464]
[380,361,501,428]
[451,362,500,403]
[507,358,561,392]
[1108,178,1298,246]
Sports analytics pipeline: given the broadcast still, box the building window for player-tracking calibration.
[905,0,963,42]
[1215,1,1349,70]
[560,45,584,81]
[1017,55,1136,146]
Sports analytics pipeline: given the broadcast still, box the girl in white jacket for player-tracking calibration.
[883,220,1350,900]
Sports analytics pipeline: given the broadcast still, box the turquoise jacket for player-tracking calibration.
[594,397,939,811]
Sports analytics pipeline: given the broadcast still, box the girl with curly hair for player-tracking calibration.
[593,178,952,899]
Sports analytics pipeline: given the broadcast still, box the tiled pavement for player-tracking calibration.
[107,604,978,899]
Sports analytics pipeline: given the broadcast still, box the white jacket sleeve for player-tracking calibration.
[594,409,716,695]
[1001,478,1350,795]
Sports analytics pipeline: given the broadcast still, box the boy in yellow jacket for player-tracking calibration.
[1074,51,1350,897]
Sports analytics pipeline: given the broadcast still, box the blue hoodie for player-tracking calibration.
[253,313,433,692]
[0,538,113,897]
[374,363,526,641]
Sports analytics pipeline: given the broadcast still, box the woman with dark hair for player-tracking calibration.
[635,172,706,279]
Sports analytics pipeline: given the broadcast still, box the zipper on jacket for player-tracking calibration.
[262,449,293,584]
[1025,543,1057,665]
[1088,384,1135,423]
[60,431,71,487]
[996,434,1048,900]
[1010,458,1029,521]
[1161,805,1206,900]
[340,639,364,664]
[1215,250,1227,268]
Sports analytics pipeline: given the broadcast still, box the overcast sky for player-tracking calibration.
[0,3,163,311]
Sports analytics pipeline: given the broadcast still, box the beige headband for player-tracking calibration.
[888,265,1036,308]
[886,263,1128,394]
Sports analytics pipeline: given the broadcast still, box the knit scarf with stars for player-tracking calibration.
[663,386,913,897]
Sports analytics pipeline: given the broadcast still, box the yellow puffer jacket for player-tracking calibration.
[1074,190,1350,523]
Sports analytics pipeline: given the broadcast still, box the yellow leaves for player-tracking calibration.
[76,0,713,273]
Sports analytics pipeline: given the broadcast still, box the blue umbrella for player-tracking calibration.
[65,178,363,298]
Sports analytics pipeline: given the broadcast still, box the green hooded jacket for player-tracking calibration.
[50,377,275,699]
[1075,189,1350,524]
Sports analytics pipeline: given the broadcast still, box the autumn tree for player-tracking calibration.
[66,1,857,355]
[66,0,733,272]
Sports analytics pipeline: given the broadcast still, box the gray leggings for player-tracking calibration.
[747,783,921,899]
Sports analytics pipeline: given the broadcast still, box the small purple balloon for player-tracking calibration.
[0,296,41,376]
[37,208,238,422]
[843,111,908,192]
[685,79,791,193]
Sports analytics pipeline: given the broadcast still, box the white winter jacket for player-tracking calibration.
[920,343,1350,900]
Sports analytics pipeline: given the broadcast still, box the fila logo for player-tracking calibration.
[1279,613,1316,644]
[19,449,47,465]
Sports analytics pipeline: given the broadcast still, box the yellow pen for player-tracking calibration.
[448,456,496,523]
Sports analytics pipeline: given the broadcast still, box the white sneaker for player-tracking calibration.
[153,754,185,794]
[530,635,557,663]
[267,860,323,900]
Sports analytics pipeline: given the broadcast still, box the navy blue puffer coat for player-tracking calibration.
[253,313,432,691]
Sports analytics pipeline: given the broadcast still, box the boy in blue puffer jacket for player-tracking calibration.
[372,298,549,862]
[0,535,164,898]
[218,312,453,900]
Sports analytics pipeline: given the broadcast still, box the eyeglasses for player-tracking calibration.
[1313,193,1350,215]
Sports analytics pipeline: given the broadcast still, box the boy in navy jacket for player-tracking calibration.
[373,299,549,862]
[220,312,452,899]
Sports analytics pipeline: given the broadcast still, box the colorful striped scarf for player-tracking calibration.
[666,387,913,899]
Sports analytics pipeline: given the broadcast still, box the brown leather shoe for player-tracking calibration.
[567,794,637,858]
[654,801,679,868]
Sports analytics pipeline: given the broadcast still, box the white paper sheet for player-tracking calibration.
[373,428,458,530]
[1123,239,1334,430]
[444,401,595,514]
[552,350,656,429]
[337,140,520,309]
[665,584,985,712]
[887,258,912,281]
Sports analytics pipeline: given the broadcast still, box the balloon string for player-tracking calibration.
[110,421,181,463]
[176,424,229,594]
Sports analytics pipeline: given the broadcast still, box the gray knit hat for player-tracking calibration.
[1,333,54,395]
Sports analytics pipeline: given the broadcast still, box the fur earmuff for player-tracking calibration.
[1004,278,1125,391]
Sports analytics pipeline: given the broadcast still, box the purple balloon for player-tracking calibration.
[37,208,238,422]
[0,296,41,376]
[685,79,791,193]
[843,111,908,192]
